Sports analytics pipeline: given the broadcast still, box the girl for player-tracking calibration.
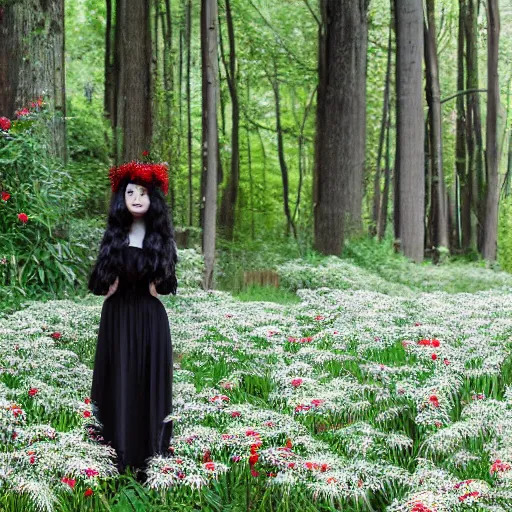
[87,161,178,481]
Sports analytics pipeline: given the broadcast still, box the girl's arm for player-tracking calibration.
[104,277,119,299]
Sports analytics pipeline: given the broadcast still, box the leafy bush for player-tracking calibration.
[0,105,91,312]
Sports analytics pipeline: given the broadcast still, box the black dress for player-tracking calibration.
[90,245,173,473]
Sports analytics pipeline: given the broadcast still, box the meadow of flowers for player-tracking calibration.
[2,257,512,511]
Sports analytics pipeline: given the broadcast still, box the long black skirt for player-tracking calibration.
[90,285,173,473]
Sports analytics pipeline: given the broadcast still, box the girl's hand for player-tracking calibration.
[105,277,119,300]
[149,282,159,298]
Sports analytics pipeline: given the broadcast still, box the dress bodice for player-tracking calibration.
[116,246,152,296]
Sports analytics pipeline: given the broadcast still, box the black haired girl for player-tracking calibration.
[87,162,177,482]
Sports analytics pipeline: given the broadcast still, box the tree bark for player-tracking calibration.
[186,0,193,226]
[313,0,369,255]
[371,21,392,237]
[218,0,240,241]
[482,0,500,261]
[395,0,425,262]
[0,0,66,160]
[202,0,219,290]
[457,0,469,251]
[424,0,449,251]
[269,61,297,239]
[465,0,484,252]
[116,0,152,161]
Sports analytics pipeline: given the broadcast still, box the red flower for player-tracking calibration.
[249,453,259,465]
[490,459,511,475]
[1,191,10,201]
[84,468,99,477]
[431,354,437,361]
[83,410,91,418]
[291,378,303,388]
[444,359,450,365]
[0,117,11,131]
[84,488,94,497]
[50,332,61,339]
[15,108,30,118]
[285,438,293,449]
[314,315,325,320]
[28,388,38,397]
[109,161,169,196]
[231,411,241,418]
[287,462,296,469]
[311,399,325,407]
[17,213,28,223]
[61,476,76,488]
[142,150,149,157]
[84,397,91,404]
[204,462,215,471]
[12,431,18,440]
[29,455,36,464]
[429,395,439,408]
[202,450,212,463]
[417,339,431,346]
[432,339,440,347]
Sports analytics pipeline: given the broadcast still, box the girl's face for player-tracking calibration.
[125,183,150,217]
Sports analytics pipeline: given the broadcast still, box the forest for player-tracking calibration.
[2,0,512,511]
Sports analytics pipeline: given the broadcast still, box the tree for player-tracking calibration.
[201,0,220,289]
[424,0,449,253]
[314,0,369,255]
[394,0,425,262]
[0,0,66,160]
[109,0,153,162]
[482,0,500,261]
[218,0,240,241]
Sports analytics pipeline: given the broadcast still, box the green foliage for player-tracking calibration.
[0,113,91,314]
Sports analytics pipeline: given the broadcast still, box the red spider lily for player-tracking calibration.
[0,117,11,131]
[245,429,260,437]
[411,504,433,512]
[61,476,76,488]
[231,411,241,418]
[311,399,325,407]
[444,359,450,365]
[454,479,474,489]
[15,108,30,118]
[210,395,229,403]
[142,150,149,157]
[202,450,212,463]
[84,488,94,497]
[231,455,241,462]
[458,491,480,502]
[314,315,325,320]
[429,395,439,408]
[291,378,303,388]
[17,213,28,223]
[204,462,215,471]
[326,476,338,484]
[431,354,437,361]
[1,191,10,201]
[84,468,99,477]
[84,397,91,404]
[28,388,38,397]
[264,421,274,427]
[490,459,511,475]
[83,410,91,418]
[50,332,62,339]
[295,404,311,413]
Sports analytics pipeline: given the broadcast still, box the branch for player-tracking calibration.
[303,0,321,27]
[440,88,488,104]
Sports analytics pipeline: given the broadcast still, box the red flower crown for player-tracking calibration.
[108,161,169,195]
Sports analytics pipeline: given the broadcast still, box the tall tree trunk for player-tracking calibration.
[395,0,425,262]
[457,0,469,251]
[371,21,392,237]
[0,0,66,160]
[218,0,240,241]
[377,103,392,241]
[104,0,114,121]
[186,0,193,226]
[202,0,219,289]
[313,0,369,255]
[465,0,484,252]
[424,0,449,252]
[269,61,297,239]
[482,0,500,261]
[117,0,152,161]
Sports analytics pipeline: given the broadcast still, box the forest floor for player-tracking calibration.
[2,254,512,511]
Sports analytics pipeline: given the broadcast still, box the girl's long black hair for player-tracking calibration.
[88,176,178,295]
